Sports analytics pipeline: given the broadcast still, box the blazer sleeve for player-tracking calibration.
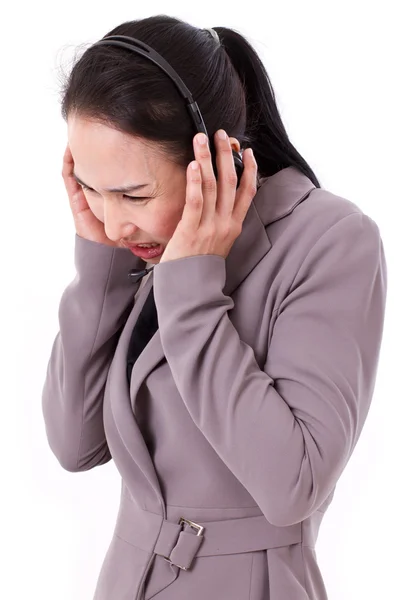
[153,211,387,527]
[42,234,145,472]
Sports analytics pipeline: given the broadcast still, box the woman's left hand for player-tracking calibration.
[159,130,258,263]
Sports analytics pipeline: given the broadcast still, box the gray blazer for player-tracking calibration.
[42,166,387,599]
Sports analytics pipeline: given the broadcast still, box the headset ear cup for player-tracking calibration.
[210,146,219,182]
[233,150,244,188]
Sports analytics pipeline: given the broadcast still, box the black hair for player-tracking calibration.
[59,14,321,188]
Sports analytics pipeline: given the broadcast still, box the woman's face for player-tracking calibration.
[67,115,240,263]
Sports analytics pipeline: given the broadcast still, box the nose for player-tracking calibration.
[103,199,140,244]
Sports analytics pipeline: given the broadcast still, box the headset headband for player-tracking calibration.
[91,34,244,186]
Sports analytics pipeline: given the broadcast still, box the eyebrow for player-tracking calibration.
[72,171,150,193]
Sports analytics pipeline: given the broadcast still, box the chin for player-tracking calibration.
[146,255,163,264]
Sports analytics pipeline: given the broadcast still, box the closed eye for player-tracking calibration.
[79,183,148,203]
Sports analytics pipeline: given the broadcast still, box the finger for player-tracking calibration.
[62,144,75,179]
[180,160,204,231]
[232,148,258,226]
[70,189,90,218]
[62,146,77,187]
[214,130,238,220]
[62,145,88,211]
[63,143,73,164]
[194,133,217,222]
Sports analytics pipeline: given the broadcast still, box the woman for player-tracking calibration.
[41,14,387,600]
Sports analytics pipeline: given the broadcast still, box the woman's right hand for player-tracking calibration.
[62,143,120,247]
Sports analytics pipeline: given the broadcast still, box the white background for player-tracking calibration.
[2,1,398,598]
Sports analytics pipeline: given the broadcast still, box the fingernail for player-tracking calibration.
[197,133,208,145]
[217,129,227,140]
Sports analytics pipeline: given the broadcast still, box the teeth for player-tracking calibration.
[138,243,158,248]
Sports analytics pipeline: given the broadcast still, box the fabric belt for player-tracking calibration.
[115,494,315,572]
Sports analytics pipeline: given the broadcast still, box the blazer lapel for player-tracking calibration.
[124,196,272,409]
[106,165,315,510]
[125,165,316,400]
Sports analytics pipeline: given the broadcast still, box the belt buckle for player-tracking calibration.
[163,517,205,570]
[178,516,205,536]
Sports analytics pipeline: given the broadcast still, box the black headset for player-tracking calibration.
[91,34,245,282]
[91,35,245,186]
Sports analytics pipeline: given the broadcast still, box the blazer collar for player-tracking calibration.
[223,165,316,297]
